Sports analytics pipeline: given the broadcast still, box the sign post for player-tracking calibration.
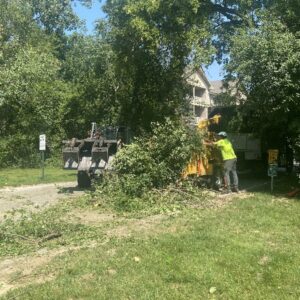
[268,149,278,192]
[39,134,46,179]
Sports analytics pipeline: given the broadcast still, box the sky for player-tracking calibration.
[73,0,224,81]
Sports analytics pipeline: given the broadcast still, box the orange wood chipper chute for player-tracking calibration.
[183,154,213,178]
[182,114,222,179]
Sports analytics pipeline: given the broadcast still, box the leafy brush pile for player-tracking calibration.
[0,203,93,257]
[91,119,207,212]
[90,178,212,214]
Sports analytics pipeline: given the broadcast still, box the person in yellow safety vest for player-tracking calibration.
[214,132,239,193]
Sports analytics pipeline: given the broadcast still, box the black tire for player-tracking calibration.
[77,171,91,188]
[212,176,222,191]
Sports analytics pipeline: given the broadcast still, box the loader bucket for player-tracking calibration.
[63,147,79,170]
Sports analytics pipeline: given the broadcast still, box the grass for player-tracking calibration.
[1,180,300,299]
[0,167,77,187]
[0,200,98,257]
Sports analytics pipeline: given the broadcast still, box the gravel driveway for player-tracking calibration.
[0,182,84,221]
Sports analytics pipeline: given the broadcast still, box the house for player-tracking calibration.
[210,80,226,101]
[210,79,245,106]
[186,69,244,124]
[185,68,213,124]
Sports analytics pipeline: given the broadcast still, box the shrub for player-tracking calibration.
[0,135,63,168]
[0,135,40,168]
[111,118,204,196]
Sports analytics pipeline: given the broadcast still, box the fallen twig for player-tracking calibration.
[1,232,62,245]
[39,232,62,243]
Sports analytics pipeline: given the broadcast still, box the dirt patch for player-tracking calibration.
[65,209,118,226]
[0,182,84,221]
[190,190,255,210]
[65,208,169,238]
[215,191,255,207]
[0,242,98,297]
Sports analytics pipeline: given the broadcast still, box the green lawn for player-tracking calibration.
[0,167,77,187]
[1,187,300,299]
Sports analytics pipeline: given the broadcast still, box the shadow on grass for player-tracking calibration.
[57,186,91,194]
[239,172,300,200]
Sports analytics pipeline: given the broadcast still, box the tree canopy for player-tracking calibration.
[223,12,300,154]
[0,0,299,166]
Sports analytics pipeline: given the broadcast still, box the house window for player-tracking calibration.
[195,87,205,97]
[194,106,208,120]
[195,106,204,117]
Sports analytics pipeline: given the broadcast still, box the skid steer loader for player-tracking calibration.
[62,123,130,188]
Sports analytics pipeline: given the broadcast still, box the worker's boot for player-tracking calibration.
[221,185,231,194]
[232,186,240,193]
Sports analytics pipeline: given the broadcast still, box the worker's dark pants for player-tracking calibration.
[223,158,238,191]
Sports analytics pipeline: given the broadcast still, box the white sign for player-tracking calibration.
[39,134,46,151]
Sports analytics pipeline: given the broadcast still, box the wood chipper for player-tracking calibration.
[182,114,223,189]
[62,123,130,188]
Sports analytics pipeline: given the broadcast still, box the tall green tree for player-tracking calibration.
[0,0,92,58]
[61,33,120,137]
[102,0,214,132]
[265,0,300,33]
[0,0,91,166]
[100,0,284,132]
[224,16,300,155]
[0,45,72,166]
